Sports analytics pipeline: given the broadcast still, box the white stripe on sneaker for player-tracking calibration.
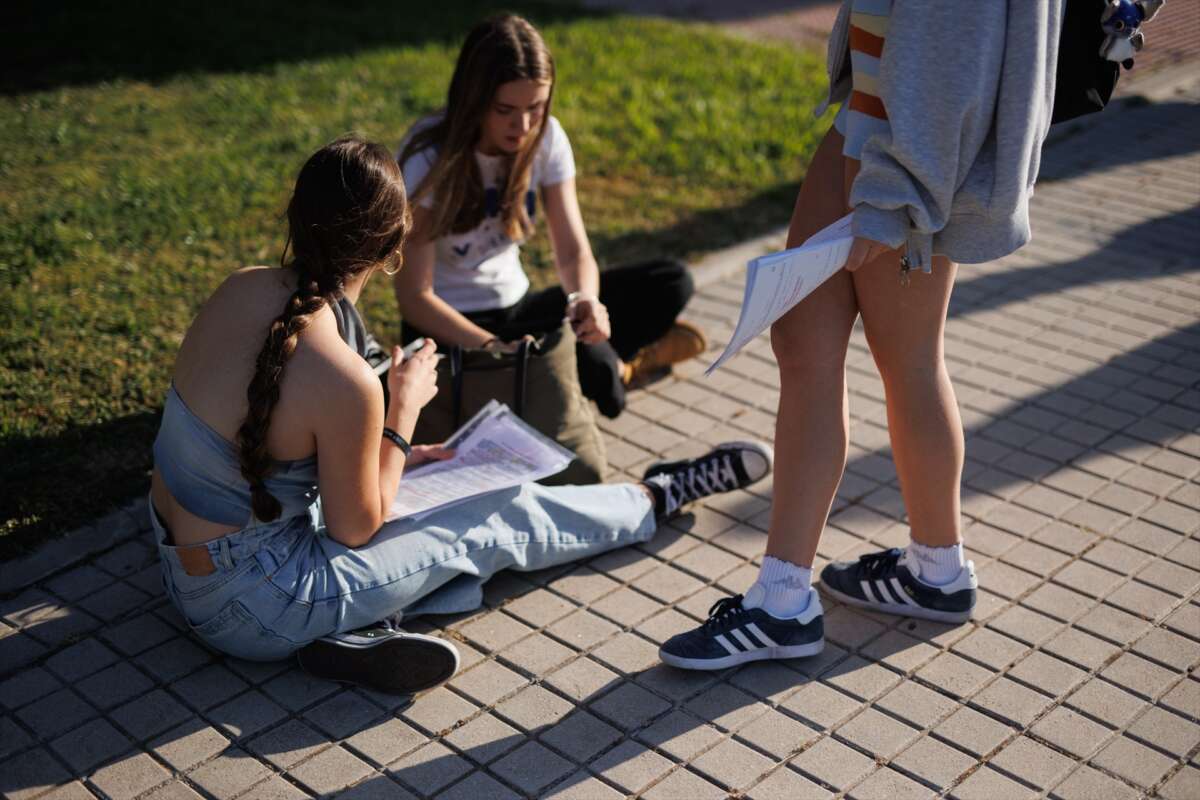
[874,580,896,604]
[714,634,740,656]
[861,580,877,604]
[890,577,918,607]
[730,629,760,651]
[745,623,779,648]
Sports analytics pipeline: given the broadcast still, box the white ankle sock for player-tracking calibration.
[743,556,812,619]
[906,541,965,586]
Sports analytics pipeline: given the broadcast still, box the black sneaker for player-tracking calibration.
[659,590,824,670]
[819,547,976,623]
[643,441,773,518]
[297,622,460,695]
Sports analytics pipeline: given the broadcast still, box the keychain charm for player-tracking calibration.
[899,254,913,287]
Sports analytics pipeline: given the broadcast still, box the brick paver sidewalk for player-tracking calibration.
[2,69,1199,800]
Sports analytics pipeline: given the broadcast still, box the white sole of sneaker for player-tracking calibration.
[659,640,824,671]
[819,584,972,624]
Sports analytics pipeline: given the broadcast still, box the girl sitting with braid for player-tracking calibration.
[149,136,773,695]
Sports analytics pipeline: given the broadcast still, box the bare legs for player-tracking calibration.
[765,127,963,568]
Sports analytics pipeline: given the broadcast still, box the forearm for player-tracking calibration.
[557,249,600,298]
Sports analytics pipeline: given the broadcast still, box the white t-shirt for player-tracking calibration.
[398,115,577,312]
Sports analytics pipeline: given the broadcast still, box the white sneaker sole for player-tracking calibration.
[659,639,824,671]
[820,584,973,624]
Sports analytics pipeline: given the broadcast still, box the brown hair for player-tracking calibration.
[237,136,411,521]
[398,14,555,241]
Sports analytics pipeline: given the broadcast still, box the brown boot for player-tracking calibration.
[624,320,708,386]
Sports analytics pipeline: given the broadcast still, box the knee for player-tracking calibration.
[870,343,945,394]
[770,317,847,380]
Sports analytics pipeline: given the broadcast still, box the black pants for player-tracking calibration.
[402,259,693,418]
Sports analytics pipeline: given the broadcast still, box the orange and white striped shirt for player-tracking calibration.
[833,0,892,160]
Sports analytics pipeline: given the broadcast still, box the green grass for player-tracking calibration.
[0,1,832,559]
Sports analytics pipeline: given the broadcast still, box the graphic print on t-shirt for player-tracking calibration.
[398,115,576,313]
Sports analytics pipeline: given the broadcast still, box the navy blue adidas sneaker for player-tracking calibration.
[819,547,976,623]
[659,589,824,670]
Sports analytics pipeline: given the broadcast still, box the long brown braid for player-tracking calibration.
[237,137,411,521]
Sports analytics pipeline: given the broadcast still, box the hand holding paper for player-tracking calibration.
[706,213,854,375]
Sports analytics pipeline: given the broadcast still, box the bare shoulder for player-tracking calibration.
[288,305,382,425]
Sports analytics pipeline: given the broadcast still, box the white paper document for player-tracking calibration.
[386,400,575,522]
[706,213,853,375]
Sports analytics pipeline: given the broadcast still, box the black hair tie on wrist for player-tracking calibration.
[382,427,412,457]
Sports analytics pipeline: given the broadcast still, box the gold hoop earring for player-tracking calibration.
[381,254,403,277]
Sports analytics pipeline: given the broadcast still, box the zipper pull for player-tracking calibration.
[899,253,913,287]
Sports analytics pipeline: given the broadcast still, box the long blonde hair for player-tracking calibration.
[399,14,555,241]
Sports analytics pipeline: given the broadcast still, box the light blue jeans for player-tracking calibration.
[153,483,656,661]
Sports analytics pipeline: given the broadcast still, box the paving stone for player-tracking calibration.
[543,656,620,703]
[589,681,670,731]
[77,581,151,623]
[344,717,427,767]
[248,718,330,770]
[459,612,535,654]
[948,765,1037,800]
[1030,705,1114,758]
[591,630,661,675]
[590,739,675,795]
[150,720,229,771]
[449,660,528,708]
[835,708,920,760]
[1107,580,1181,620]
[1091,735,1176,788]
[0,716,32,760]
[541,709,622,763]
[1125,705,1200,757]
[547,610,621,651]
[541,771,624,800]
[691,737,776,792]
[789,736,876,791]
[642,767,728,800]
[822,607,887,650]
[735,709,820,759]
[0,631,48,674]
[1159,764,1200,800]
[951,628,1032,670]
[76,661,155,710]
[890,735,976,790]
[500,632,576,675]
[494,684,573,732]
[50,716,132,774]
[682,682,766,733]
[401,687,479,736]
[290,745,374,796]
[110,689,193,742]
[90,751,171,800]
[1023,582,1095,622]
[846,767,932,800]
[933,706,1016,758]
[825,656,903,701]
[971,677,1054,726]
[1100,652,1180,700]
[433,770,519,800]
[44,637,120,682]
[388,741,472,796]
[635,708,724,761]
[0,747,72,800]
[989,604,1064,646]
[210,690,288,740]
[1160,677,1200,718]
[189,747,272,798]
[42,780,100,800]
[0,667,60,711]
[241,774,310,799]
[782,682,863,730]
[261,669,340,712]
[875,681,960,729]
[744,766,833,800]
[134,637,211,683]
[302,689,383,740]
[101,613,178,656]
[1049,764,1138,800]
[171,663,250,712]
[916,652,994,700]
[1042,627,1123,670]
[991,735,1076,790]
[16,687,98,740]
[728,660,808,704]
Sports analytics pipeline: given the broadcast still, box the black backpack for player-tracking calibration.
[1052,0,1122,124]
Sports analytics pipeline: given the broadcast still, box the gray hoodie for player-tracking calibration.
[818,0,1064,270]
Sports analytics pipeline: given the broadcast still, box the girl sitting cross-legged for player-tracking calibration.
[149,135,772,696]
